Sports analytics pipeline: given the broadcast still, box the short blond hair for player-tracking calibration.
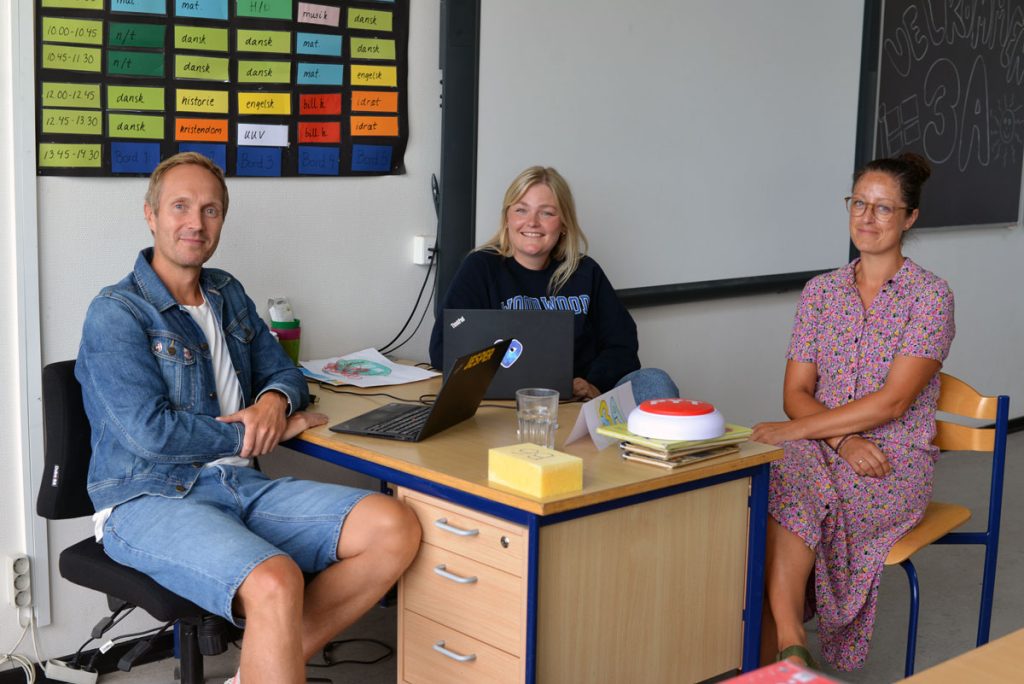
[478,166,588,295]
[145,152,229,216]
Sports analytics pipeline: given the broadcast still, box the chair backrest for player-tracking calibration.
[37,359,96,520]
[932,372,1010,530]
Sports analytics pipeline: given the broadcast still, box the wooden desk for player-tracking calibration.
[288,379,781,683]
[903,628,1024,682]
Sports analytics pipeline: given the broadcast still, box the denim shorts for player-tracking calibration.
[102,465,372,625]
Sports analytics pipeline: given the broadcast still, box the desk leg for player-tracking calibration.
[743,463,770,672]
[525,516,539,684]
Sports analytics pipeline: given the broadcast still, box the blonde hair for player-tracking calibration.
[145,152,229,217]
[478,166,588,295]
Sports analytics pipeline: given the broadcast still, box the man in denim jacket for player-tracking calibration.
[76,152,421,684]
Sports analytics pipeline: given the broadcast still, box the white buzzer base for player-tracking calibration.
[627,399,726,441]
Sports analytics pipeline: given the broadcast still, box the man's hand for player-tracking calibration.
[217,392,289,457]
[572,377,601,401]
[281,411,329,441]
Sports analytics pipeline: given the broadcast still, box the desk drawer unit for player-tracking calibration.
[396,488,528,684]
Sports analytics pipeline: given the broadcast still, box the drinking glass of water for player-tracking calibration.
[516,388,559,449]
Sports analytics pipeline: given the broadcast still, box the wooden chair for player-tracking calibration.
[884,372,1010,677]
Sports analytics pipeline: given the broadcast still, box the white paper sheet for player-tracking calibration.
[564,381,636,449]
[300,348,439,387]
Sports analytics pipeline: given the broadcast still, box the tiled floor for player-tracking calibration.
[86,432,1024,683]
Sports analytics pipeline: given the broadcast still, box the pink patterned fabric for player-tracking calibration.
[769,258,955,670]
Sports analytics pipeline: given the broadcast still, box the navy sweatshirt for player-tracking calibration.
[429,250,640,392]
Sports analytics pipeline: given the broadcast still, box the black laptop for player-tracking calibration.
[329,339,512,442]
[442,309,573,400]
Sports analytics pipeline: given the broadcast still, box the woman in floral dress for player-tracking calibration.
[751,152,955,671]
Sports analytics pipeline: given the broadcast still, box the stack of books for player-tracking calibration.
[596,423,753,469]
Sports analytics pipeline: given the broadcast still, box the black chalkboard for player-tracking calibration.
[870,0,1024,228]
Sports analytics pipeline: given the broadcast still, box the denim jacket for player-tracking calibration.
[76,248,309,510]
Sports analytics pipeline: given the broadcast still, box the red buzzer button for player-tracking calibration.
[638,398,715,416]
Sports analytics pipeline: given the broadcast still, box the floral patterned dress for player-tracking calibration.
[769,258,955,670]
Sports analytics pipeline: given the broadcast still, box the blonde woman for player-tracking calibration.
[429,166,677,402]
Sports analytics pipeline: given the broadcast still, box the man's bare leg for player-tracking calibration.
[300,494,421,659]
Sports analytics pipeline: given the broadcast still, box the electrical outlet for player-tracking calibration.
[412,235,435,265]
[45,659,99,684]
[6,554,31,609]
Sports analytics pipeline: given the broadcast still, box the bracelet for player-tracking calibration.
[834,434,855,453]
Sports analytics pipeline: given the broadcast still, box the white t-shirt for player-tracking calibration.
[94,295,249,540]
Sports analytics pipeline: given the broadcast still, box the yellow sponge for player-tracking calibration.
[488,443,583,498]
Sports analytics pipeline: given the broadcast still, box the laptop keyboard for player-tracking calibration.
[365,405,432,439]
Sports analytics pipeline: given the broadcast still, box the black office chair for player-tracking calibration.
[36,360,235,683]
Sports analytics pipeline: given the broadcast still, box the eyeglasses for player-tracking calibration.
[844,196,908,221]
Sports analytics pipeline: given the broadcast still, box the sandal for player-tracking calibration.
[776,644,819,670]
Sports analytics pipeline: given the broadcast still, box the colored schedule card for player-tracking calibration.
[351,144,392,172]
[109,113,165,139]
[298,3,340,26]
[42,0,103,9]
[107,85,164,111]
[38,143,102,167]
[351,91,397,113]
[350,37,394,61]
[238,60,291,84]
[178,142,227,170]
[175,0,229,20]
[297,62,343,85]
[296,32,341,56]
[298,146,339,175]
[42,44,101,73]
[238,92,291,115]
[175,55,230,81]
[41,17,103,46]
[237,29,291,53]
[110,142,161,173]
[236,146,282,176]
[351,65,397,87]
[237,0,292,20]
[238,123,289,146]
[176,89,229,113]
[175,25,229,52]
[41,82,100,108]
[347,8,392,31]
[108,22,165,48]
[111,0,166,15]
[176,118,229,141]
[108,50,165,77]
[42,108,103,135]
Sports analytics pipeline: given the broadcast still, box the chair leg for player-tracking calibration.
[176,621,205,684]
[900,559,920,678]
[977,535,1000,647]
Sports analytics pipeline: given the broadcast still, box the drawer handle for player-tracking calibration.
[433,640,477,663]
[434,564,478,584]
[434,517,480,537]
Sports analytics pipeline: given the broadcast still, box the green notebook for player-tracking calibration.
[596,422,753,454]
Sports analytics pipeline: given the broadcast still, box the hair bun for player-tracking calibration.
[897,152,932,184]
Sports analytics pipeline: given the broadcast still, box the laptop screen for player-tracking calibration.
[442,309,573,400]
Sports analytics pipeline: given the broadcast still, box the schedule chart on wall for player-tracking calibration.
[34,0,408,176]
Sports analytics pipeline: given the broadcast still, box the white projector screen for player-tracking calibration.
[476,0,865,290]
